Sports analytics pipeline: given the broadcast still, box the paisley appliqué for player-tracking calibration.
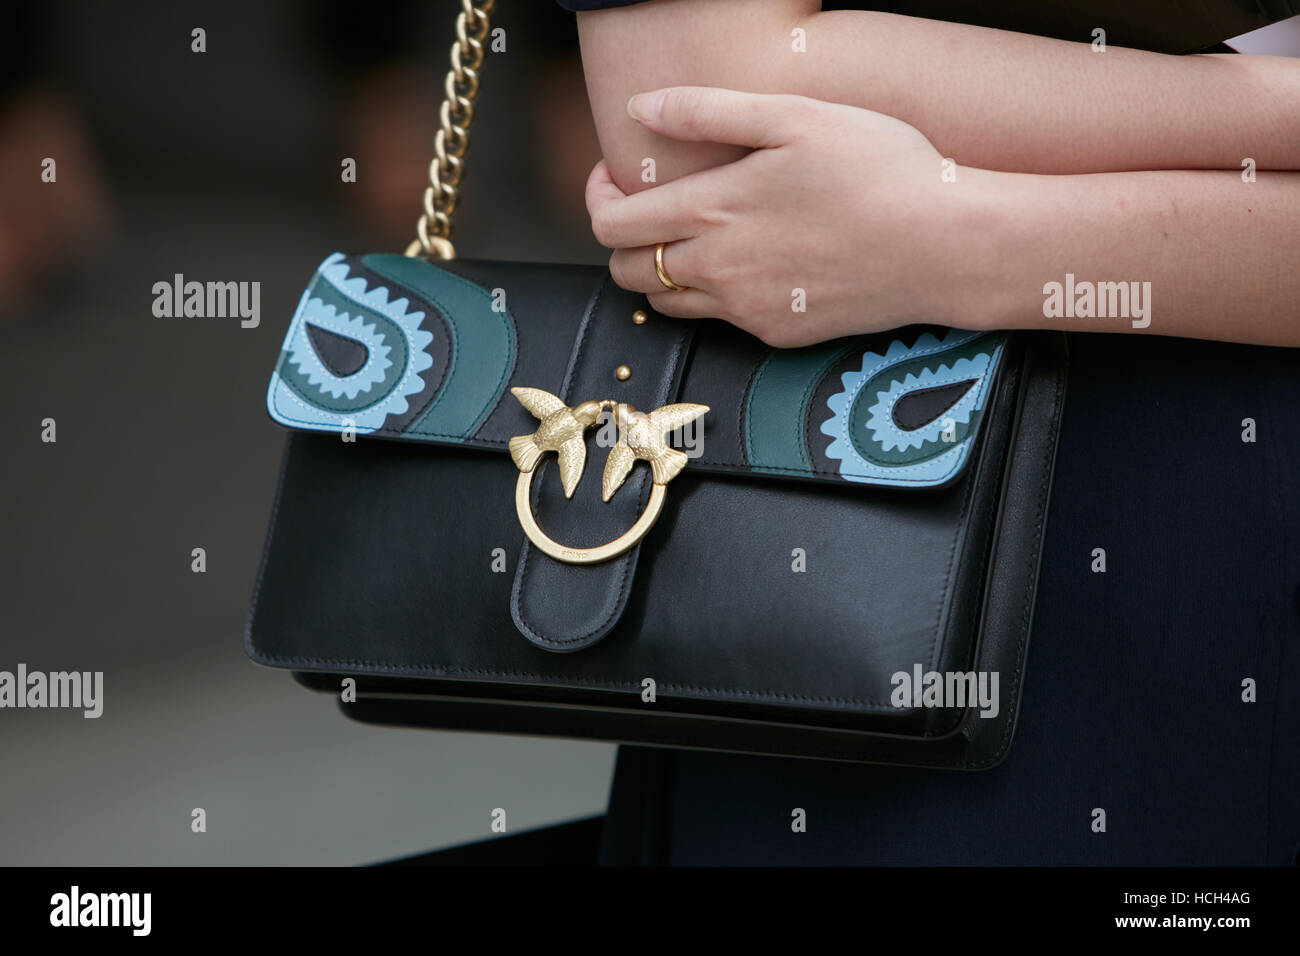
[820,330,1004,486]
[289,303,392,400]
[268,252,434,433]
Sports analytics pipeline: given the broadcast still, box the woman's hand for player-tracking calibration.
[588,85,1300,348]
[586,86,999,347]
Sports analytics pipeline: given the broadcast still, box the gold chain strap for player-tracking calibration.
[405,0,497,260]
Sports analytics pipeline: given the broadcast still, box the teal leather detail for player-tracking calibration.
[361,254,516,441]
[267,253,434,435]
[744,343,854,474]
[844,334,994,465]
[821,330,1006,487]
[277,276,409,414]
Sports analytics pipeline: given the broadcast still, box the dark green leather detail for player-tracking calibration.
[845,336,995,466]
[362,253,516,441]
[276,275,410,414]
[744,343,853,474]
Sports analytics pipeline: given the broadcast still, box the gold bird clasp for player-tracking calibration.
[507,387,709,564]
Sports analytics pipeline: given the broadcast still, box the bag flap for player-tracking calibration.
[266,253,1008,492]
[261,252,1023,657]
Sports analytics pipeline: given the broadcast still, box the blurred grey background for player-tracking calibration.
[0,0,613,866]
[1,2,1297,865]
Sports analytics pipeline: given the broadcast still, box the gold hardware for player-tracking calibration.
[615,364,632,381]
[405,0,496,261]
[507,388,602,498]
[632,310,648,325]
[654,242,688,291]
[508,387,709,564]
[515,475,667,565]
[599,401,709,500]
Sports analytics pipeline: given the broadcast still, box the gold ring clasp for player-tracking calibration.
[506,387,708,566]
[515,471,665,564]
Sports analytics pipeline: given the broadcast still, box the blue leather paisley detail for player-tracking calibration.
[267,252,516,443]
[268,252,434,434]
[819,330,1006,487]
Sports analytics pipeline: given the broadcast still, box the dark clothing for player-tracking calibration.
[555,0,1300,55]
[556,0,1300,865]
[603,334,1300,865]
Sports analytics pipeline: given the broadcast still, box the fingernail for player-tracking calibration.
[627,90,665,123]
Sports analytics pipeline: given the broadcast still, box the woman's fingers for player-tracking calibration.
[627,86,804,149]
[586,159,716,249]
[608,240,704,295]
[583,159,623,220]
[588,85,807,296]
[646,288,720,320]
[608,241,725,322]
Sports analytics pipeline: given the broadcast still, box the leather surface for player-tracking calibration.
[280,332,1067,768]
[250,431,987,722]
[510,273,695,652]
[246,255,1067,767]
[266,254,1005,489]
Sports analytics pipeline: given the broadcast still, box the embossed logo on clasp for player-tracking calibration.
[507,387,708,565]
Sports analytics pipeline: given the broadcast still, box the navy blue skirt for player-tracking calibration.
[601,332,1300,866]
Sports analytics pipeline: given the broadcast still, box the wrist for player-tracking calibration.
[920,167,1029,335]
[931,165,1037,333]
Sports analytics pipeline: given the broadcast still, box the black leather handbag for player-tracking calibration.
[245,0,1068,769]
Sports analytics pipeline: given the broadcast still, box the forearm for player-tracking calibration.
[578,1,1300,194]
[793,12,1300,175]
[962,168,1300,346]
[577,0,816,193]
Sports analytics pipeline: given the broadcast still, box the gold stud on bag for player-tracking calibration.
[508,388,709,564]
